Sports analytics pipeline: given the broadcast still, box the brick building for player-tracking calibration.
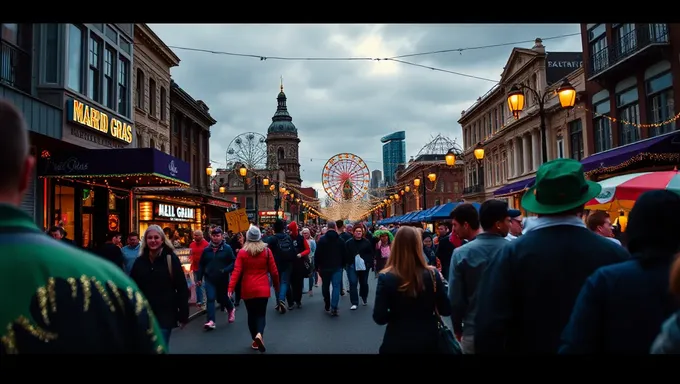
[579,23,680,180]
[133,23,180,153]
[394,154,464,215]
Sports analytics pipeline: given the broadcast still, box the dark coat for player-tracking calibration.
[130,246,190,329]
[474,224,630,354]
[315,230,347,272]
[373,268,451,354]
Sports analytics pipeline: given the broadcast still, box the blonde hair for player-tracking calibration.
[382,226,432,297]
[139,224,175,256]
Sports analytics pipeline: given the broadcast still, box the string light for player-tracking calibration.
[585,152,680,178]
[576,105,680,129]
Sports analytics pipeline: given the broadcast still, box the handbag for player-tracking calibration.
[429,268,463,355]
[354,254,367,271]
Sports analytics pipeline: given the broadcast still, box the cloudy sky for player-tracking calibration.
[150,24,582,200]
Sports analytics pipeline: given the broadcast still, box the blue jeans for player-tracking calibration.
[193,271,204,304]
[160,328,172,348]
[346,266,369,306]
[277,263,292,303]
[320,269,343,310]
[307,258,317,290]
[204,279,233,322]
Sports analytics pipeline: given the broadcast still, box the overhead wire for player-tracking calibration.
[163,31,580,83]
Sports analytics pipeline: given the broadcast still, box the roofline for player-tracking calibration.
[170,80,217,126]
[135,24,181,67]
[380,131,406,143]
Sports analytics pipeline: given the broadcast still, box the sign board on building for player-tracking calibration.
[545,52,583,85]
[259,210,283,225]
[154,202,196,222]
[66,98,134,144]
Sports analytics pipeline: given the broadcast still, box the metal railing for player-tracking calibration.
[463,184,484,195]
[590,24,669,77]
[0,40,31,93]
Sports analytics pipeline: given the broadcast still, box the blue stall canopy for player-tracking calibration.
[411,206,439,222]
[399,211,419,223]
[425,202,457,221]
[38,147,191,186]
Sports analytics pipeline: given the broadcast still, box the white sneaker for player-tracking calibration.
[350,305,357,310]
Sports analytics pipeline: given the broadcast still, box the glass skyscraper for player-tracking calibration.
[381,131,406,186]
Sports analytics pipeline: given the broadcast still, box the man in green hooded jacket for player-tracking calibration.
[0,100,166,354]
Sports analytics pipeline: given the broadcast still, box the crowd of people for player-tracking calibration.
[2,99,680,354]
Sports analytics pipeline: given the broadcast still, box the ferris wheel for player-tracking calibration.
[226,132,267,170]
[322,153,370,202]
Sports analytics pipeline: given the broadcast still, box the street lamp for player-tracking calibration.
[473,141,485,190]
[445,148,457,166]
[506,79,576,163]
[262,176,270,186]
[474,142,485,162]
[206,165,213,176]
[238,165,259,225]
[219,186,226,194]
[239,166,247,177]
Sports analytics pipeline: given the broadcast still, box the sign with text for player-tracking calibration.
[66,98,134,144]
[259,210,283,224]
[225,208,250,233]
[154,202,196,222]
[545,52,583,85]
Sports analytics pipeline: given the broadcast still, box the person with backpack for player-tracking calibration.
[266,219,297,314]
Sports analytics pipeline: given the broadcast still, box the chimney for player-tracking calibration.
[532,38,545,53]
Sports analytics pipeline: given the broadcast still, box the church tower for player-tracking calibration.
[266,79,302,186]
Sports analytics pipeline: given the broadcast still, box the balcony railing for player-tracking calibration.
[590,24,670,78]
[0,40,31,93]
[463,184,484,195]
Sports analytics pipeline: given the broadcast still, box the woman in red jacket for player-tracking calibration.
[229,225,280,352]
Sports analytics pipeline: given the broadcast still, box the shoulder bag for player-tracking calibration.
[429,268,463,355]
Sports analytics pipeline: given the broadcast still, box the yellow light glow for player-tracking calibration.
[427,173,436,182]
[239,166,247,177]
[413,178,421,187]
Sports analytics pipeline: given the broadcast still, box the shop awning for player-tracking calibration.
[411,206,440,222]
[396,211,418,223]
[582,131,680,175]
[426,202,457,221]
[493,177,536,197]
[38,148,191,186]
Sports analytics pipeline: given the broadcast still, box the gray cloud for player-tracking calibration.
[150,24,582,200]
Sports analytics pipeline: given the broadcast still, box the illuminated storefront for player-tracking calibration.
[137,200,201,245]
[38,147,190,249]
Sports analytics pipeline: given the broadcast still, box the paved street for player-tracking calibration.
[170,274,385,354]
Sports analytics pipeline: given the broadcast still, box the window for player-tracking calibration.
[556,136,564,159]
[1,24,19,45]
[119,38,131,55]
[593,99,613,153]
[44,24,59,83]
[616,87,640,145]
[103,47,114,109]
[88,35,101,103]
[135,68,144,109]
[589,24,608,73]
[67,24,83,92]
[569,119,584,161]
[499,103,505,126]
[92,24,103,32]
[149,78,156,117]
[172,113,179,134]
[117,55,129,115]
[160,87,167,121]
[615,24,636,57]
[104,25,117,43]
[646,71,676,137]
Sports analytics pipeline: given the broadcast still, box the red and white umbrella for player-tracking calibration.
[586,169,680,211]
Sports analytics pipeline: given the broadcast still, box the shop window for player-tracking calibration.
[53,185,75,243]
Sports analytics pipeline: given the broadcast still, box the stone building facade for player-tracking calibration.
[133,23,180,153]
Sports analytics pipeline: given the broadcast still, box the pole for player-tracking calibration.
[274,182,280,218]
[254,176,259,226]
[422,170,427,210]
[539,100,548,164]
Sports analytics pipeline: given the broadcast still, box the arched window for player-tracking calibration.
[135,68,144,109]
[277,147,285,160]
[160,86,167,121]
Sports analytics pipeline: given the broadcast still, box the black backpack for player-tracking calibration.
[276,234,297,262]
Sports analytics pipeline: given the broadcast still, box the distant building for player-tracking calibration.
[370,169,382,189]
[381,131,406,185]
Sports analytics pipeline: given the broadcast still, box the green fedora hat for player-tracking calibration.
[522,158,602,215]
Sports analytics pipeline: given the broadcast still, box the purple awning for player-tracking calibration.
[493,177,535,196]
[581,132,680,172]
[38,147,191,185]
